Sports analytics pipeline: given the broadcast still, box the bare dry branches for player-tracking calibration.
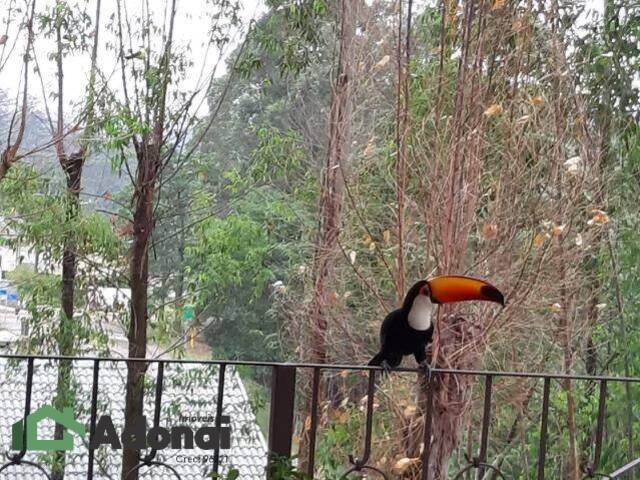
[0,0,36,182]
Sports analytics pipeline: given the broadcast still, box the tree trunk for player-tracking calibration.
[426,316,481,479]
[122,144,159,480]
[52,152,83,480]
[50,0,99,473]
[119,0,174,476]
[307,0,355,365]
[395,0,412,303]
[0,151,17,182]
[298,0,357,472]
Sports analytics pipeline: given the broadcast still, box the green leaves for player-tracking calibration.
[251,127,307,184]
[0,164,125,355]
[208,467,239,478]
[102,110,150,148]
[267,455,312,480]
[38,1,93,54]
[187,214,273,303]
[0,166,123,261]
[237,0,330,77]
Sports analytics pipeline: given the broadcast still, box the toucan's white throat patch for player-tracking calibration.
[408,295,435,330]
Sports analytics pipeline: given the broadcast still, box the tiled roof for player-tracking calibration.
[0,359,267,479]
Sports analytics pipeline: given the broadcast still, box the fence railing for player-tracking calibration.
[1,353,640,479]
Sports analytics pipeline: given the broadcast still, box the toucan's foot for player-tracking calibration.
[381,360,392,376]
[418,360,432,380]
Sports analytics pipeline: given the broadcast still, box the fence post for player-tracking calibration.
[267,365,297,478]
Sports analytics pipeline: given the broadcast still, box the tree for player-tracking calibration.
[39,1,103,477]
[296,0,358,470]
[103,1,244,477]
[575,0,640,472]
[0,0,36,181]
[307,0,356,369]
[185,0,334,369]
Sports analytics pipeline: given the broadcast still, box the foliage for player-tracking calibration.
[38,1,93,53]
[238,0,330,76]
[186,185,311,362]
[267,455,312,480]
[209,468,240,479]
[189,213,272,300]
[0,165,123,355]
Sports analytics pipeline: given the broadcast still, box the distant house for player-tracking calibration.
[0,359,267,479]
[0,216,62,277]
[0,243,36,278]
[87,286,131,310]
[0,218,33,277]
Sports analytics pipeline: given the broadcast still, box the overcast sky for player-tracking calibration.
[0,0,265,117]
[1,0,604,117]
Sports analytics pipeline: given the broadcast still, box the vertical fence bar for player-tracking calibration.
[267,365,296,479]
[306,367,321,476]
[421,372,435,480]
[12,357,34,461]
[141,361,164,464]
[348,370,376,467]
[153,361,165,427]
[212,363,227,475]
[537,378,551,480]
[87,360,100,479]
[476,375,493,479]
[592,380,607,472]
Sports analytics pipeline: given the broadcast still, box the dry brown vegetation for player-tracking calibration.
[283,0,616,477]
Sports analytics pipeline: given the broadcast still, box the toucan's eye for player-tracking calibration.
[421,285,430,296]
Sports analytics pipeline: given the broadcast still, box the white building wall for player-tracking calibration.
[0,244,38,276]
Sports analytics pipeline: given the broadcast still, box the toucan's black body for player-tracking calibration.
[368,309,432,368]
[368,276,504,371]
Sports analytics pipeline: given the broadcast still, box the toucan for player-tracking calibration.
[368,276,504,372]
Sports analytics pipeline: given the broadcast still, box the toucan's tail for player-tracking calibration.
[368,353,384,366]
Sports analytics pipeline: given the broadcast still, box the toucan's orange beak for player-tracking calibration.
[427,275,504,306]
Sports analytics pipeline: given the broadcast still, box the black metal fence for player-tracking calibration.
[1,353,639,479]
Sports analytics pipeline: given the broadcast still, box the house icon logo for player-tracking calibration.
[11,405,85,452]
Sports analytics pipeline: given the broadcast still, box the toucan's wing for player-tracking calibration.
[379,309,403,347]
